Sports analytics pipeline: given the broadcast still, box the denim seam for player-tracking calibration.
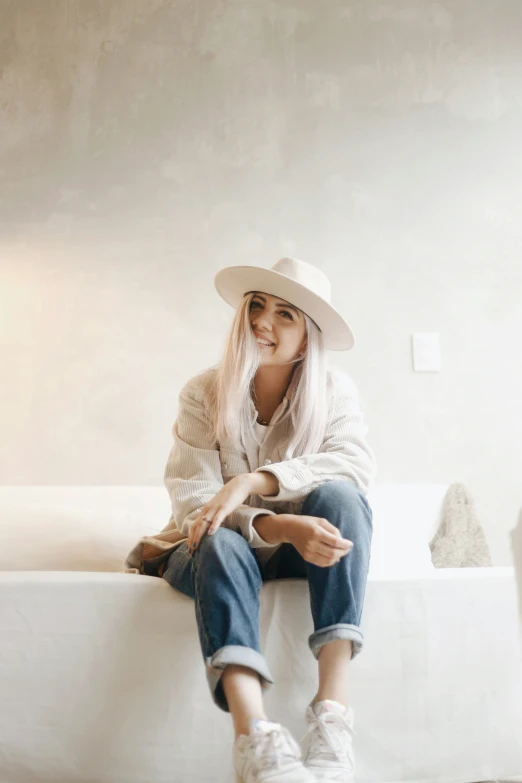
[359,494,373,528]
[308,570,318,621]
[191,555,216,658]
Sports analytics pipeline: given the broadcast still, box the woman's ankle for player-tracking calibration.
[222,665,268,738]
[233,712,269,739]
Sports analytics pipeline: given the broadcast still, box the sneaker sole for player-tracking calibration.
[236,769,317,782]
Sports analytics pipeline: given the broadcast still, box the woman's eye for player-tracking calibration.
[250,301,293,320]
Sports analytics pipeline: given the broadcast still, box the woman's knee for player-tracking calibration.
[195,526,253,565]
[305,479,366,511]
[193,527,262,592]
[304,480,373,539]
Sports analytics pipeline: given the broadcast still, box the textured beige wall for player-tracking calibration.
[1,1,521,565]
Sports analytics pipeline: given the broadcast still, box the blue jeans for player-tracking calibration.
[162,480,373,712]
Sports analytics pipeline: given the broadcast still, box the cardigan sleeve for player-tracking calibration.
[164,376,278,549]
[253,372,377,503]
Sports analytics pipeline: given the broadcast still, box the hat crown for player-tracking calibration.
[271,257,332,303]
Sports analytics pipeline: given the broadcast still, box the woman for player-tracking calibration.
[152,257,376,782]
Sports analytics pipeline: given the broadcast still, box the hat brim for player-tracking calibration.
[214,265,355,351]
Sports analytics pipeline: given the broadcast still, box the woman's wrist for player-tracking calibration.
[247,470,280,497]
[252,513,293,545]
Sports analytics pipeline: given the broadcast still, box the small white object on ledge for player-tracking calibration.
[412,332,441,372]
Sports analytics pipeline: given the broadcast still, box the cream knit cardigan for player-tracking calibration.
[123,364,377,576]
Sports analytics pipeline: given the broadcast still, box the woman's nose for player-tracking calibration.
[252,313,273,330]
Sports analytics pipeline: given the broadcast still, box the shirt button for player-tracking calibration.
[264,459,272,465]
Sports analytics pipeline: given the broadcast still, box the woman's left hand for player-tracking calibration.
[188,474,254,553]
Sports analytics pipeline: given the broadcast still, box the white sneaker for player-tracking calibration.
[301,700,356,782]
[234,719,317,782]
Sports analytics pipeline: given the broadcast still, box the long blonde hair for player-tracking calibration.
[204,291,330,459]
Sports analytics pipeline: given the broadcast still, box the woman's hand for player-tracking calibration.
[282,514,353,567]
[188,474,254,553]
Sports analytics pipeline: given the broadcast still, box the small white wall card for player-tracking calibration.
[412,332,441,372]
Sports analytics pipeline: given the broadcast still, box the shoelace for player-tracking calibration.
[304,712,355,766]
[248,726,301,774]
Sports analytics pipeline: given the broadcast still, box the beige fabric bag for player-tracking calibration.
[429,483,492,568]
[124,528,188,576]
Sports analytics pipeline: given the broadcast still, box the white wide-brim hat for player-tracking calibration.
[214,257,355,351]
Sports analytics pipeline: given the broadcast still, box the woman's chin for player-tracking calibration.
[258,353,274,363]
[258,356,292,368]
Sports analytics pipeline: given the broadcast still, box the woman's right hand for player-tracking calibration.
[281,514,353,568]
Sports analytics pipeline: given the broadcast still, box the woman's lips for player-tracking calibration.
[254,334,275,347]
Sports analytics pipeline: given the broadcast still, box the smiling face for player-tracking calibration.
[248,291,307,365]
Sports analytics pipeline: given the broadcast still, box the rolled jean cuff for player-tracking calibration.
[205,645,275,712]
[309,624,364,661]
